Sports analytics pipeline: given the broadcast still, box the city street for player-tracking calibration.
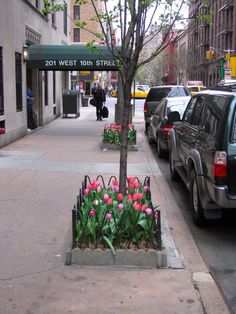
[0,96,229,314]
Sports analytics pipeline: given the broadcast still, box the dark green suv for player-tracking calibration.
[168,90,236,226]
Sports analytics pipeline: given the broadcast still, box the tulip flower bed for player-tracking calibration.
[72,175,161,256]
[103,123,136,146]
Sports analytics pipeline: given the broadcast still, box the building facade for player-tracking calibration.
[69,0,118,93]
[0,0,70,148]
[188,0,236,87]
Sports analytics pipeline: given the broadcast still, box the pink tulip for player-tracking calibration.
[107,198,113,205]
[103,194,109,202]
[134,181,140,189]
[137,193,143,200]
[112,179,119,186]
[88,183,96,190]
[127,194,133,202]
[133,202,141,211]
[118,203,124,211]
[129,183,135,189]
[89,209,96,217]
[106,213,112,221]
[83,188,89,196]
[141,204,148,211]
[154,212,159,220]
[117,193,123,201]
[132,194,138,201]
[113,186,119,192]
[144,185,150,192]
[128,177,135,184]
[145,208,152,216]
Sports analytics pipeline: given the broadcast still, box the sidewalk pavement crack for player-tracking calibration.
[193,281,207,314]
[0,265,63,282]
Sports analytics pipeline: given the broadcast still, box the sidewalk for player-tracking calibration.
[0,103,229,314]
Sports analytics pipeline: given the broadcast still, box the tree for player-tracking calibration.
[44,0,187,194]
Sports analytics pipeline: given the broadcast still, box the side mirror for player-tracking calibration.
[167,111,180,123]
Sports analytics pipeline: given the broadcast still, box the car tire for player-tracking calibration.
[169,149,180,181]
[157,136,165,158]
[190,170,207,227]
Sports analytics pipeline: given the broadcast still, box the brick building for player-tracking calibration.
[188,0,236,87]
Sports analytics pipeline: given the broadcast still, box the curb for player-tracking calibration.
[66,247,167,268]
[101,143,139,151]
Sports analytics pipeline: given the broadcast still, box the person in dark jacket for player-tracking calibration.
[92,83,106,121]
[27,87,36,129]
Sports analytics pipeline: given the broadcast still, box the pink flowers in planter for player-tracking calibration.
[103,123,136,146]
[83,176,154,218]
[75,175,161,254]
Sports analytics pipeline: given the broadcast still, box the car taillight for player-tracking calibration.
[212,151,227,177]
[163,123,173,136]
[144,102,147,113]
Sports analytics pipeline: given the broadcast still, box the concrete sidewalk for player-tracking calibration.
[0,104,229,313]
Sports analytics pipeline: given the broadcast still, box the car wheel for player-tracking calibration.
[190,170,206,227]
[169,149,180,181]
[146,124,155,144]
[157,136,165,158]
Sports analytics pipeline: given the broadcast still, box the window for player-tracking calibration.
[15,52,22,112]
[44,71,48,106]
[53,71,56,104]
[73,28,80,42]
[183,97,198,123]
[191,96,205,126]
[0,47,4,115]
[64,2,67,35]
[74,5,80,20]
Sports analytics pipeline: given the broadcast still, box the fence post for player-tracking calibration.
[72,205,77,248]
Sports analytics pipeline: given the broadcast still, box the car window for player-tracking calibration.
[200,95,231,136]
[189,87,199,92]
[231,106,236,143]
[191,96,205,126]
[168,87,190,97]
[155,99,166,115]
[182,97,198,123]
[168,103,188,119]
[146,88,172,101]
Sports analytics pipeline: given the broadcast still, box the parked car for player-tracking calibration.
[168,89,236,226]
[186,85,207,96]
[147,96,191,158]
[214,79,236,92]
[144,85,190,132]
[131,85,150,98]
[185,80,207,95]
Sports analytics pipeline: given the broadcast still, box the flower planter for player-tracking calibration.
[66,175,167,268]
[102,123,137,150]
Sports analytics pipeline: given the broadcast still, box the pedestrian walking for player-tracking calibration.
[92,83,106,121]
[27,87,36,129]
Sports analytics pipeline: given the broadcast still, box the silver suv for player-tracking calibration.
[144,85,190,132]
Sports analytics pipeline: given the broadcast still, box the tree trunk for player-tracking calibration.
[115,73,123,124]
[119,81,132,195]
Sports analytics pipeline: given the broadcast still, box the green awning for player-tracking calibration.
[27,45,119,71]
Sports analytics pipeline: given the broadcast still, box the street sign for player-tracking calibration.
[225,69,232,80]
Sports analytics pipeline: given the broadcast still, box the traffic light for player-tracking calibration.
[206,50,215,59]
[206,51,210,59]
